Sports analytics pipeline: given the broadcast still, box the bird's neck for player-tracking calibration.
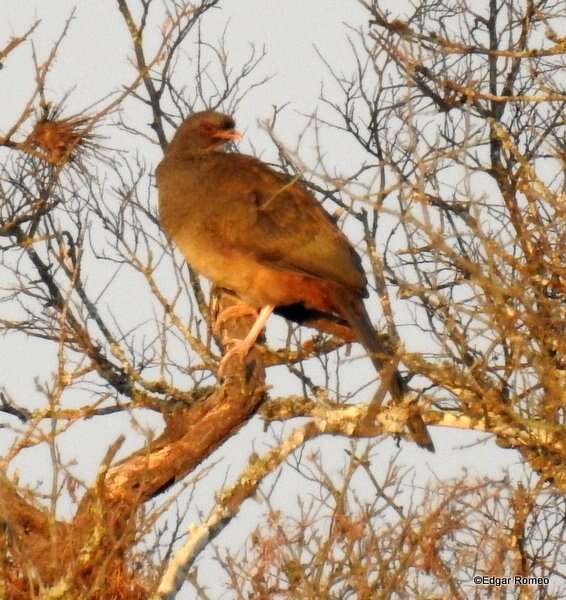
[165,140,225,158]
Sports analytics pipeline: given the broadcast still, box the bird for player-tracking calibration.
[156,110,434,451]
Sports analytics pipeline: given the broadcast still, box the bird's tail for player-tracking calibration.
[334,290,435,452]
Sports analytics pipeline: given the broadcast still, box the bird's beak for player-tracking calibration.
[212,129,242,142]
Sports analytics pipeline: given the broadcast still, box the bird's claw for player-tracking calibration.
[217,338,255,377]
[213,304,258,335]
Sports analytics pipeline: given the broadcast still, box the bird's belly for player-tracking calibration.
[172,229,252,292]
[172,229,340,312]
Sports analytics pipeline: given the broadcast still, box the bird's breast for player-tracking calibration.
[170,225,257,301]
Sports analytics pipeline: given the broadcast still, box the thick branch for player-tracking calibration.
[70,293,266,576]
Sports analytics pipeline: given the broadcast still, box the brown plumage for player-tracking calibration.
[156,110,433,451]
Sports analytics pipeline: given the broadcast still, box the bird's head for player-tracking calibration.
[166,110,242,155]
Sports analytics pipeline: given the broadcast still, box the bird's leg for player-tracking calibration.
[218,304,274,377]
[213,303,258,335]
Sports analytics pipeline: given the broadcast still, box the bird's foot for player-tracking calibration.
[217,338,257,377]
[216,304,275,377]
[213,304,258,335]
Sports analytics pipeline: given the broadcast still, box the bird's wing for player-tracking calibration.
[204,153,367,295]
